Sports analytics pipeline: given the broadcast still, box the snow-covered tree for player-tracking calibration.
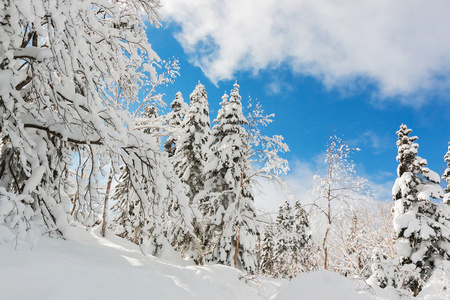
[274,200,294,278]
[391,124,448,295]
[271,199,311,279]
[141,104,160,132]
[229,99,290,273]
[0,0,196,255]
[309,134,370,271]
[258,225,276,277]
[199,83,257,272]
[443,143,450,205]
[293,200,310,248]
[0,0,161,243]
[174,82,212,203]
[111,166,142,244]
[166,83,212,262]
[196,92,231,262]
[198,84,289,274]
[292,200,312,273]
[69,145,106,227]
[164,92,188,158]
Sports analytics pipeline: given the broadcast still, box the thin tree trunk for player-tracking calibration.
[133,226,139,244]
[323,227,330,270]
[101,172,113,237]
[234,224,241,268]
[323,182,332,270]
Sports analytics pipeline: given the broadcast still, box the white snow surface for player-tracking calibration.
[0,225,449,300]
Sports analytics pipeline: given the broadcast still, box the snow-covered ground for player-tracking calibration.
[0,226,448,300]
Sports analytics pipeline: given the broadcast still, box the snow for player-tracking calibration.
[0,226,272,300]
[273,271,374,300]
[419,261,450,299]
[0,225,449,299]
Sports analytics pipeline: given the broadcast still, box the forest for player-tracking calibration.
[1,0,450,298]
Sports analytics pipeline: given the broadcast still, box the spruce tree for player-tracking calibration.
[197,92,230,261]
[259,225,276,277]
[201,83,258,273]
[292,200,311,274]
[392,124,448,295]
[169,83,212,262]
[274,200,293,278]
[443,143,450,205]
[174,82,212,203]
[164,92,189,158]
[293,200,310,249]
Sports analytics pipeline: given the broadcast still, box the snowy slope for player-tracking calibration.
[0,226,448,300]
[0,226,279,300]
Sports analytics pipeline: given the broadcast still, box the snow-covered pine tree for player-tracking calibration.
[293,200,310,249]
[274,200,294,279]
[231,98,290,273]
[197,92,231,262]
[272,199,310,278]
[258,225,276,277]
[164,92,189,158]
[174,82,212,203]
[292,200,312,274]
[200,83,258,273]
[166,83,212,262]
[392,124,448,296]
[141,104,160,133]
[443,143,450,205]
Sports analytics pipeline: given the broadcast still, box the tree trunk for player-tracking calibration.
[101,172,113,237]
[133,226,139,244]
[234,224,241,268]
[323,227,330,270]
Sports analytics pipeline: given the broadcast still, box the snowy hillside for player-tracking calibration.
[0,226,279,300]
[1,226,448,300]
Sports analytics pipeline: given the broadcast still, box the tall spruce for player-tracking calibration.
[170,83,211,262]
[197,92,231,261]
[392,124,447,295]
[174,82,212,203]
[201,83,258,273]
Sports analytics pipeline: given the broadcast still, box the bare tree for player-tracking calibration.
[309,134,370,271]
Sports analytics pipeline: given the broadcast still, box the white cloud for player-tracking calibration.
[161,0,450,103]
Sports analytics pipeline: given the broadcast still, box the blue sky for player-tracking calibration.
[144,0,450,211]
